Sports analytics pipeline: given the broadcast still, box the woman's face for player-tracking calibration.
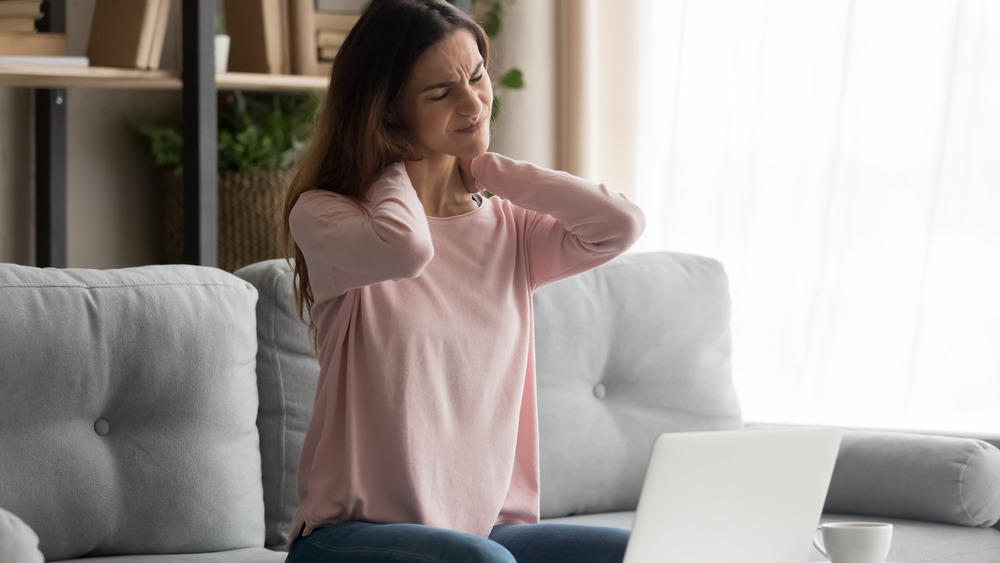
[394,29,493,161]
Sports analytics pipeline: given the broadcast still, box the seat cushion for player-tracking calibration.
[48,547,287,563]
[533,252,742,518]
[0,264,264,561]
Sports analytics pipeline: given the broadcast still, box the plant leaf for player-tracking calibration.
[498,68,524,89]
[481,1,503,37]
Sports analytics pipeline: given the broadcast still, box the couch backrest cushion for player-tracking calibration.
[0,264,264,561]
[235,260,319,549]
[534,252,742,518]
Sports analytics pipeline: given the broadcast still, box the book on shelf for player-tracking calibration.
[225,0,286,74]
[0,31,65,56]
[278,0,292,74]
[287,0,316,75]
[316,30,348,48]
[311,8,360,73]
[0,54,88,67]
[145,0,171,70]
[0,17,37,33]
[0,0,42,19]
[87,0,165,69]
[314,12,359,32]
[315,0,366,12]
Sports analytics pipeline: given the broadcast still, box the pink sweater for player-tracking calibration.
[287,153,644,544]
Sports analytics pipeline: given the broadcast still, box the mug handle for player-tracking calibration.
[813,526,829,559]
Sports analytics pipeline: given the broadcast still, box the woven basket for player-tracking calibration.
[164,169,293,272]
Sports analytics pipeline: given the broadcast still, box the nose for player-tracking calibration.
[457,83,484,116]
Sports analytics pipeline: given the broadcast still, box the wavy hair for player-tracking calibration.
[281,0,490,345]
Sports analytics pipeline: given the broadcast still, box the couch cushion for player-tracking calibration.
[0,264,264,561]
[234,260,319,549]
[533,252,742,518]
[825,431,1000,527]
[48,547,287,563]
[0,507,43,563]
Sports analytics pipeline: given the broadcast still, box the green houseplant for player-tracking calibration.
[130,90,320,272]
[131,90,320,176]
[472,0,525,121]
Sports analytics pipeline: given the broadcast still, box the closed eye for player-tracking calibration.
[422,61,485,102]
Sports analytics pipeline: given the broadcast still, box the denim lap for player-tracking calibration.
[489,523,629,563]
[286,521,629,563]
[286,521,515,563]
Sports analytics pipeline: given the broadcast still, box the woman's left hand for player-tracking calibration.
[458,158,480,194]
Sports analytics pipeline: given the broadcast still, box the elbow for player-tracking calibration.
[613,200,646,249]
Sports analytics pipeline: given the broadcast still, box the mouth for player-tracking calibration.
[457,117,487,134]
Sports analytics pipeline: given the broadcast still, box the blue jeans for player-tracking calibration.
[285,521,630,563]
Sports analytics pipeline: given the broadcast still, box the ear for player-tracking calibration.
[386,106,399,124]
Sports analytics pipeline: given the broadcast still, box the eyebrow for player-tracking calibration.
[420,61,484,93]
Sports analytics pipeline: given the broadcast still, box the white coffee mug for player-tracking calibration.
[813,522,893,563]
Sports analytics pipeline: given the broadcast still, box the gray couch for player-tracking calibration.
[2,252,1000,562]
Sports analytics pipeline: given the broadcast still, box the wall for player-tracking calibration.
[0,0,183,268]
[487,0,557,169]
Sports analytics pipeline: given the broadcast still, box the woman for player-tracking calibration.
[281,0,645,561]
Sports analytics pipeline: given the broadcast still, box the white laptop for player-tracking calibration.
[623,427,842,563]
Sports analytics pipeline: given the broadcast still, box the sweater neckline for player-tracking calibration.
[426,194,486,222]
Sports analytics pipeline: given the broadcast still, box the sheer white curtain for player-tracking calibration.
[632,0,1000,432]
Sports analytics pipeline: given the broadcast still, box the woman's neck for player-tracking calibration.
[404,155,478,217]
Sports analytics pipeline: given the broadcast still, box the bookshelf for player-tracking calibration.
[0,67,328,91]
[9,0,327,268]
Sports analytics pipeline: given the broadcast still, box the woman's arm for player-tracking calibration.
[469,153,645,289]
[289,162,434,293]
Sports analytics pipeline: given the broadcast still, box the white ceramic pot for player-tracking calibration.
[215,34,231,74]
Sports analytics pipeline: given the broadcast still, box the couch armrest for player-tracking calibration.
[0,507,43,563]
[827,430,1000,527]
[747,423,1000,528]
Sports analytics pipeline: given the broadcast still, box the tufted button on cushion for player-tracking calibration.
[93,418,110,436]
[593,383,608,399]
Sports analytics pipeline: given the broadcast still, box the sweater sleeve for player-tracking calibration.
[289,162,434,294]
[470,153,645,289]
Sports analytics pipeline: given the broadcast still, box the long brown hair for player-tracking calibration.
[281,0,490,344]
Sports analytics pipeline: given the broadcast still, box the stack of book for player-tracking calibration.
[225,0,360,77]
[0,0,69,61]
[314,10,358,76]
[87,0,171,70]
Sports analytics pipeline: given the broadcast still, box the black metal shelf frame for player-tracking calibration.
[34,0,219,268]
